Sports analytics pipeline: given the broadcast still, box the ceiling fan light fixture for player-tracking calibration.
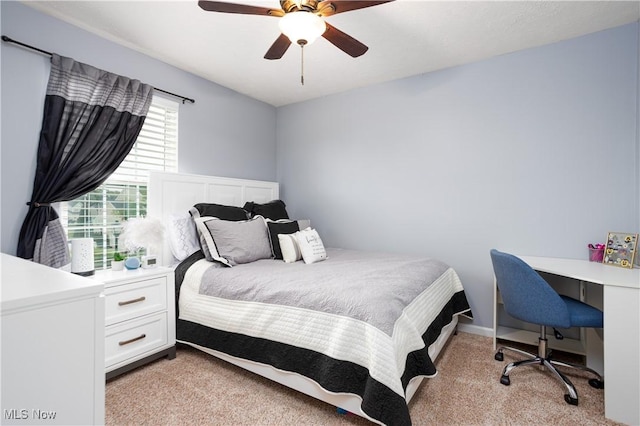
[278,12,326,46]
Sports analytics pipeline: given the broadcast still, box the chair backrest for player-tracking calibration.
[490,249,571,328]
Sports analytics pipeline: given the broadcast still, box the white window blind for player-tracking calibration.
[61,95,179,269]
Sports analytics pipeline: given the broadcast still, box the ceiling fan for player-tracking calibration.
[198,0,393,60]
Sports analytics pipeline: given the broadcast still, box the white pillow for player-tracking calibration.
[294,228,327,264]
[278,233,302,263]
[166,213,200,261]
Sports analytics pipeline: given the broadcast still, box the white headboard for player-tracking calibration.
[148,171,279,266]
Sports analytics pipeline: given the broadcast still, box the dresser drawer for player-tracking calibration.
[105,312,167,369]
[105,277,167,326]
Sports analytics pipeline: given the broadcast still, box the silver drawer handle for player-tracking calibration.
[118,296,146,306]
[119,334,146,346]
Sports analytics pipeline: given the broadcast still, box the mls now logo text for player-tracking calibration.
[4,409,57,420]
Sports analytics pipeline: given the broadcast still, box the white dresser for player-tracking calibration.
[90,266,176,379]
[1,253,105,425]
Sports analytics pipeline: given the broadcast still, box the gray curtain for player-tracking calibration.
[17,54,153,267]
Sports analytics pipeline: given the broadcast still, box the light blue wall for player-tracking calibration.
[0,2,277,255]
[1,2,637,330]
[276,23,640,329]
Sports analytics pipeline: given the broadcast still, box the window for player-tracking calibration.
[61,95,179,269]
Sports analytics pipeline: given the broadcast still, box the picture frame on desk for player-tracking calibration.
[603,231,638,269]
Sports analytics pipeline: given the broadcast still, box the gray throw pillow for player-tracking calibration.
[203,216,272,266]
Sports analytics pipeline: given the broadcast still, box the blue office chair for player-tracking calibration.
[490,249,604,405]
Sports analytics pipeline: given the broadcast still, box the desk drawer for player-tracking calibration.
[105,277,167,326]
[105,312,167,368]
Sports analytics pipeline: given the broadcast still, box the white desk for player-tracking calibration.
[518,256,640,426]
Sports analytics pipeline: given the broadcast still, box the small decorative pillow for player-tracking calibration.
[278,234,303,263]
[243,200,289,220]
[194,216,272,266]
[294,228,327,264]
[266,219,311,259]
[166,213,200,261]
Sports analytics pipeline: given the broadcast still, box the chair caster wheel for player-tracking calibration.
[494,352,504,361]
[500,375,510,386]
[588,379,604,389]
[564,394,578,406]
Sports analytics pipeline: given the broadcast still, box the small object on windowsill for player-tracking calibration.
[124,257,141,270]
[141,255,157,269]
[111,260,125,271]
[587,243,605,262]
[112,252,125,271]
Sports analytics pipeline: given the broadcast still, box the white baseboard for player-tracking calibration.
[457,323,493,338]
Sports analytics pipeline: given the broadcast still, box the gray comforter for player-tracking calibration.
[198,248,450,335]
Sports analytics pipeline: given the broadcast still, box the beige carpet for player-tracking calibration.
[106,332,620,425]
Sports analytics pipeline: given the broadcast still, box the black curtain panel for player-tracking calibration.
[17,54,153,267]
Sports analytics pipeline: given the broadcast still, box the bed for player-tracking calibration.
[148,171,472,425]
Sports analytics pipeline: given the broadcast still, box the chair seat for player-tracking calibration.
[561,295,603,328]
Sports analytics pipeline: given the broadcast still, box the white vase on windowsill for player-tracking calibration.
[111,260,125,271]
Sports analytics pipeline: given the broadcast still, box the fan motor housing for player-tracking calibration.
[280,0,320,13]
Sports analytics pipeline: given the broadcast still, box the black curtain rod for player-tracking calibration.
[2,35,195,104]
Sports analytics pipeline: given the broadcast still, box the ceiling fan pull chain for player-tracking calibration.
[300,44,305,86]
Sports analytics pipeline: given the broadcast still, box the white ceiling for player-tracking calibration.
[25,1,640,107]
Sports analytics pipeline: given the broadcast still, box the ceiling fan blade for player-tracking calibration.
[322,22,368,57]
[198,1,284,17]
[264,33,292,60]
[317,0,393,17]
